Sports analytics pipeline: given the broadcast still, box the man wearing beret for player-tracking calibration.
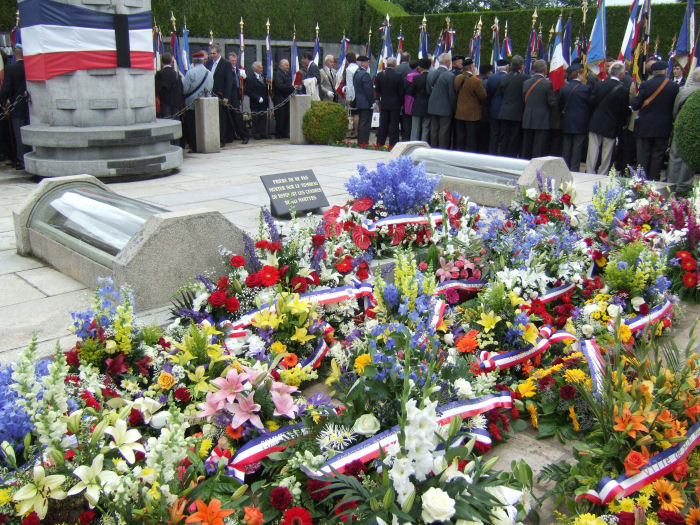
[521,59,557,159]
[182,51,214,152]
[631,60,680,180]
[353,56,375,145]
[451,55,465,75]
[453,57,486,152]
[558,63,592,171]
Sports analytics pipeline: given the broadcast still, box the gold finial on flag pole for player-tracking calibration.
[293,24,296,39]
[209,29,213,42]
[445,16,451,30]
[266,18,270,34]
[582,0,589,26]
[532,9,538,29]
[170,12,176,32]
[315,22,320,39]
[16,9,20,27]
[183,15,186,29]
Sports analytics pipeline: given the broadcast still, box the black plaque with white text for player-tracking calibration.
[260,170,329,217]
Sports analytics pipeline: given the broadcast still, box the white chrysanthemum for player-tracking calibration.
[316,423,356,451]
[467,413,487,430]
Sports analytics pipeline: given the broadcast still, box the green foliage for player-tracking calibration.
[366,0,409,18]
[674,90,700,172]
[302,101,349,145]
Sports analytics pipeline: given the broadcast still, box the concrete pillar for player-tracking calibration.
[290,95,312,145]
[195,97,220,153]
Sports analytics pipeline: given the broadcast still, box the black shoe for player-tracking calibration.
[253,135,262,140]
[242,137,249,144]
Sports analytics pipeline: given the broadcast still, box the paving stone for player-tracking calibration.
[17,267,86,296]
[0,274,47,307]
[0,251,45,274]
[0,231,15,251]
[0,216,13,232]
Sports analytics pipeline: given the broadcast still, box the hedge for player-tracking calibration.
[302,101,349,144]
[675,90,700,172]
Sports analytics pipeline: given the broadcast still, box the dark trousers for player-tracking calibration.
[274,100,290,138]
[498,119,521,157]
[218,101,231,146]
[454,120,479,151]
[636,137,668,181]
[183,109,197,151]
[250,107,268,139]
[377,108,400,146]
[158,103,180,119]
[357,108,372,144]
[430,115,452,149]
[562,133,587,171]
[477,120,490,153]
[228,106,249,141]
[615,129,636,172]
[489,118,500,154]
[521,129,549,159]
[401,113,412,142]
[11,117,29,167]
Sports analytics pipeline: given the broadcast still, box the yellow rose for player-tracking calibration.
[157,371,176,390]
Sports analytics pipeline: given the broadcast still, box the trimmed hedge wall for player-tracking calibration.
[675,91,700,172]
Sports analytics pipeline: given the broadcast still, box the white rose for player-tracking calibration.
[353,414,381,436]
[443,333,454,345]
[630,296,646,311]
[583,303,599,316]
[454,378,475,399]
[421,487,456,523]
[581,324,594,338]
[607,304,623,319]
[525,187,538,199]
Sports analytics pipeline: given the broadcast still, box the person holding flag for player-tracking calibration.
[549,14,568,92]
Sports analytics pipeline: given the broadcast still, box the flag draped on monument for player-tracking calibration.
[20,0,153,81]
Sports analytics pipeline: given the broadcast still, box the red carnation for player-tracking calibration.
[307,478,331,501]
[245,273,262,288]
[538,192,551,202]
[217,276,230,289]
[255,240,270,250]
[65,349,80,367]
[208,290,227,307]
[356,261,370,281]
[174,387,191,403]
[270,241,282,252]
[683,272,697,288]
[311,234,326,247]
[258,265,281,286]
[344,459,367,478]
[230,255,246,267]
[269,486,293,511]
[638,303,649,315]
[225,296,240,313]
[351,196,374,211]
[22,513,40,525]
[656,510,685,525]
[306,272,321,286]
[281,507,313,525]
[537,376,556,390]
[79,510,95,525]
[128,408,144,427]
[489,422,502,442]
[290,276,308,293]
[560,384,577,400]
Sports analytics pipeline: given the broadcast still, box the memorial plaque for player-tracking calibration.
[260,170,329,217]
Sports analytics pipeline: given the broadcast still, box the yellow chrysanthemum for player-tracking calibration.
[564,369,587,384]
[518,380,537,398]
[619,497,635,513]
[635,494,651,510]
[354,354,372,374]
[270,341,287,354]
[572,513,607,525]
[618,324,633,344]
[0,488,12,506]
[199,438,213,459]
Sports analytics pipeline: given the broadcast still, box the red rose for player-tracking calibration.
[311,234,325,247]
[307,478,331,501]
[562,193,572,205]
[128,408,144,427]
[208,290,227,307]
[290,276,308,293]
[623,449,649,476]
[538,192,551,202]
[269,486,293,511]
[22,513,40,525]
[225,296,240,312]
[683,272,697,288]
[258,265,281,286]
[560,385,577,400]
[79,511,95,525]
[352,225,372,250]
[356,261,370,281]
[245,273,262,288]
[639,303,649,315]
[306,272,321,285]
[672,460,688,481]
[255,240,270,250]
[230,255,246,267]
[174,387,191,403]
[217,276,230,289]
[351,196,374,211]
[270,241,282,252]
[656,511,685,525]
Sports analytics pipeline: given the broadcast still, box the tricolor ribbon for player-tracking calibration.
[618,299,673,333]
[576,420,700,505]
[303,393,513,477]
[479,327,577,371]
[430,300,447,330]
[434,279,486,295]
[580,338,606,400]
[362,212,444,234]
[538,282,576,304]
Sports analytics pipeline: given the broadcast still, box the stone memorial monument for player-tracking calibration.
[18,0,182,178]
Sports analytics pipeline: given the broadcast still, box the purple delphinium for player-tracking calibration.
[196,275,215,293]
[262,207,281,243]
[243,233,261,271]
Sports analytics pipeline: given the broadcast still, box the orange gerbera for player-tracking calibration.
[283,353,298,368]
[456,330,479,353]
[613,408,649,439]
[686,507,700,525]
[226,424,243,439]
[652,478,685,513]
[185,498,234,525]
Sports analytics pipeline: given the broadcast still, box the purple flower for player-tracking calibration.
[262,207,280,243]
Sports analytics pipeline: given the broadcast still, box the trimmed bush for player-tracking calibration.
[302,101,349,144]
[675,90,700,172]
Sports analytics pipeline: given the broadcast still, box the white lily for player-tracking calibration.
[66,454,118,507]
[104,418,145,464]
[13,465,67,519]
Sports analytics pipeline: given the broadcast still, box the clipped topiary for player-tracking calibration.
[302,101,349,144]
[674,90,700,172]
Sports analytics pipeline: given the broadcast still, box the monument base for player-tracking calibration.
[21,119,183,179]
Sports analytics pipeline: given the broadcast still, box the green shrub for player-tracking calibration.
[302,101,349,144]
[675,90,700,172]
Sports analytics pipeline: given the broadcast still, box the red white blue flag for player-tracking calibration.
[549,14,567,91]
[19,0,152,81]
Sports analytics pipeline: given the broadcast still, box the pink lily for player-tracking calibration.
[227,393,263,429]
[270,381,297,396]
[196,392,223,420]
[271,391,299,419]
[211,369,248,405]
[240,365,264,385]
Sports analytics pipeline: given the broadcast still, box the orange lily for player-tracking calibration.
[185,498,234,525]
[168,497,188,524]
[613,408,649,439]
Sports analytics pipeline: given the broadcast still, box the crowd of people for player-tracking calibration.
[346,50,699,196]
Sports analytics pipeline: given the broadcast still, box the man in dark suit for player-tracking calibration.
[427,53,456,149]
[246,61,269,139]
[353,55,374,145]
[521,59,557,159]
[300,52,321,96]
[497,55,528,158]
[273,59,294,139]
[487,59,509,153]
[226,52,249,144]
[155,52,183,119]
[585,61,630,175]
[631,60,680,180]
[407,58,431,141]
[559,63,592,171]
[375,57,404,147]
[0,46,29,169]
[209,44,233,147]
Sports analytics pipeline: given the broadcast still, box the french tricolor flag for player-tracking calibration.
[19,0,153,82]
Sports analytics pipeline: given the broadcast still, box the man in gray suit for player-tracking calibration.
[521,59,557,159]
[427,53,456,149]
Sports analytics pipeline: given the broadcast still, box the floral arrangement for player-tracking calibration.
[333,139,392,151]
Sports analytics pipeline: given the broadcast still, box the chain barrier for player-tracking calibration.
[0,91,29,122]
[221,91,296,117]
